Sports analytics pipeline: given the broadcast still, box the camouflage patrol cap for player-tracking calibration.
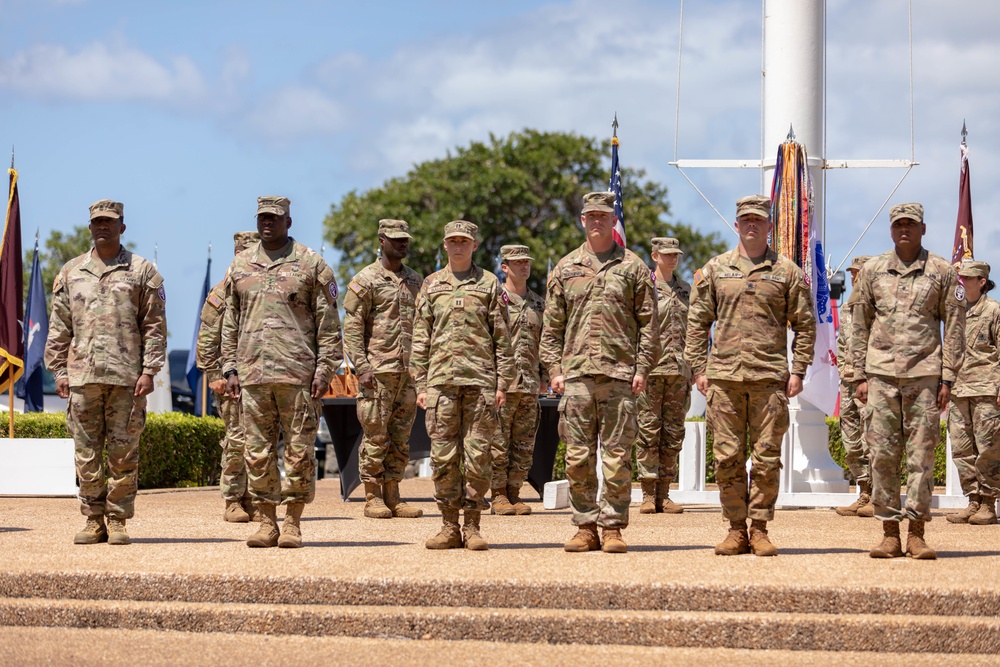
[500,245,533,262]
[378,219,412,239]
[256,196,290,217]
[651,237,683,255]
[848,255,873,272]
[889,202,923,224]
[233,231,260,254]
[89,199,123,221]
[736,195,771,220]
[581,191,615,214]
[443,220,478,240]
[958,260,990,279]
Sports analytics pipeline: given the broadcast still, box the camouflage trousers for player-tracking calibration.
[67,383,146,520]
[635,374,691,482]
[492,391,540,490]
[357,372,417,484]
[426,384,498,512]
[867,375,938,522]
[242,384,319,506]
[559,376,637,528]
[840,380,873,484]
[947,395,1000,498]
[706,379,788,523]
[216,392,247,502]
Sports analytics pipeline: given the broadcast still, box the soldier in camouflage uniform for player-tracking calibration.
[490,244,545,516]
[685,195,816,557]
[222,196,343,549]
[343,219,424,520]
[45,199,167,546]
[835,255,875,518]
[196,231,259,524]
[540,192,660,554]
[946,260,1000,526]
[411,220,514,550]
[851,203,965,560]
[636,237,691,515]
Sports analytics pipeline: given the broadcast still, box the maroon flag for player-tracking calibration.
[951,126,974,268]
[0,167,24,393]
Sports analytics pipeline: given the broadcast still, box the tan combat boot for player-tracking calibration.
[564,523,600,552]
[837,481,872,517]
[969,497,998,525]
[247,504,279,548]
[639,480,657,514]
[425,508,463,550]
[601,527,627,553]
[241,495,260,522]
[947,494,980,524]
[749,519,777,556]
[74,516,108,545]
[107,518,130,546]
[462,510,489,550]
[363,482,392,519]
[714,521,750,556]
[906,520,937,559]
[869,520,903,558]
[383,480,423,518]
[490,489,516,515]
[507,484,532,515]
[224,499,251,523]
[657,482,684,514]
[278,502,304,548]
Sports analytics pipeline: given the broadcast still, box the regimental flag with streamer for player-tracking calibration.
[951,125,974,270]
[185,252,211,416]
[15,235,47,412]
[770,140,838,416]
[0,166,24,394]
[608,120,626,248]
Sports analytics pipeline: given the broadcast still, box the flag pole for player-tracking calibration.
[7,147,14,438]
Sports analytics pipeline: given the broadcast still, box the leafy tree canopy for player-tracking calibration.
[323,129,726,293]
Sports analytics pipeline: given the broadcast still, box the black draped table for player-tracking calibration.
[322,396,561,501]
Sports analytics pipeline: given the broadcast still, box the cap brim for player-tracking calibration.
[504,255,534,262]
[444,232,475,240]
[582,205,615,214]
[257,206,286,216]
[958,272,983,278]
[737,208,771,220]
[383,231,412,239]
[90,211,121,220]
[655,249,683,255]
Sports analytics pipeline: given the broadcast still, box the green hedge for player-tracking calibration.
[552,417,949,486]
[13,412,224,489]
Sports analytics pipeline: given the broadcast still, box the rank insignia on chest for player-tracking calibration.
[454,297,464,307]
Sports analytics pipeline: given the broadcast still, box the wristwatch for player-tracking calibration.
[941,379,953,388]
[223,370,238,380]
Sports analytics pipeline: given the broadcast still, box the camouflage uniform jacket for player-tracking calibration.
[836,291,862,383]
[45,247,166,388]
[343,261,423,376]
[685,248,816,382]
[221,239,343,386]
[410,264,515,394]
[504,286,546,394]
[540,243,660,383]
[850,249,965,382]
[196,278,229,384]
[953,295,1000,397]
[651,274,691,378]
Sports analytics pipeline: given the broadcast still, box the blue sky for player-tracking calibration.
[2,0,999,349]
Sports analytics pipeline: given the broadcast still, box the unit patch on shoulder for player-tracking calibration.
[693,269,705,286]
[650,270,656,284]
[501,290,510,304]
[955,284,966,301]
[207,293,224,310]
[349,281,363,295]
[328,280,339,301]
[157,286,166,302]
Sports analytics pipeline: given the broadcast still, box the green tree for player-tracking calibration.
[323,129,726,293]
[24,225,135,304]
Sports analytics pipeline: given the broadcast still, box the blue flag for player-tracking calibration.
[15,238,47,412]
[185,255,211,416]
[608,134,626,247]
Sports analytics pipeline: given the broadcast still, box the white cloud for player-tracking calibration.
[241,85,345,145]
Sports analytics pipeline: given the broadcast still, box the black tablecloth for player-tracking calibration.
[322,395,561,501]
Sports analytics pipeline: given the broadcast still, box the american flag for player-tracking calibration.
[608,126,626,248]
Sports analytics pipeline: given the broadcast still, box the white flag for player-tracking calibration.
[147,363,173,413]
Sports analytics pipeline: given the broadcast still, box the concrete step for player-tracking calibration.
[1,596,998,654]
[1,571,998,618]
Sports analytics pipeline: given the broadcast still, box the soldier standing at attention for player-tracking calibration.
[685,195,815,557]
[343,219,424,520]
[222,196,342,549]
[45,199,167,546]
[197,231,259,523]
[540,192,660,554]
[490,244,545,516]
[636,237,691,515]
[946,260,1000,526]
[852,203,965,560]
[835,255,875,518]
[411,220,514,551]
